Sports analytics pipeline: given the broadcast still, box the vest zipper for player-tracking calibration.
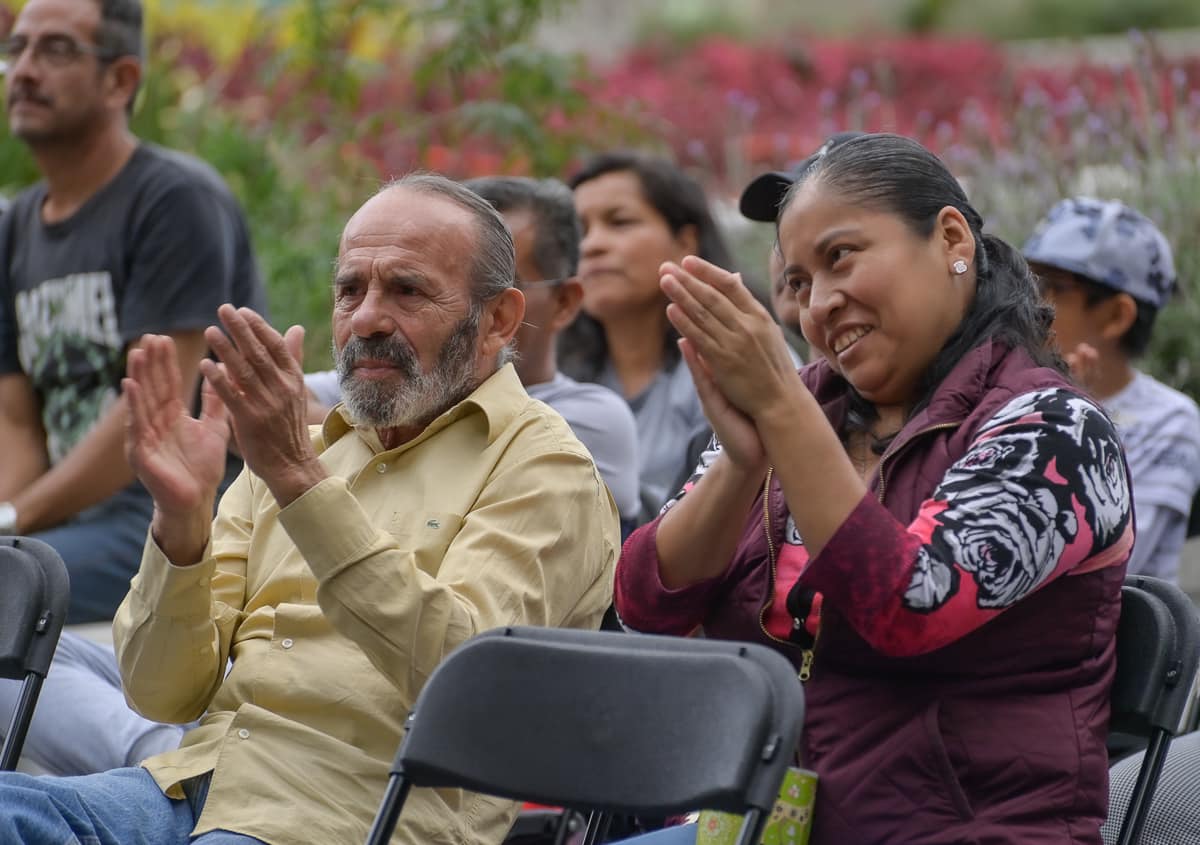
[758,419,963,682]
[759,467,815,680]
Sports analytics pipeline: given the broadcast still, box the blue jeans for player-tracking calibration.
[610,824,697,843]
[0,767,267,844]
[0,633,186,776]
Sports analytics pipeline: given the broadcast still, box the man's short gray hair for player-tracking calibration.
[380,173,516,305]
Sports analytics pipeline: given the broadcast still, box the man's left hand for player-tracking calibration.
[201,304,327,507]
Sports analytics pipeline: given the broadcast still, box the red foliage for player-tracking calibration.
[154,29,1200,185]
[589,34,1200,184]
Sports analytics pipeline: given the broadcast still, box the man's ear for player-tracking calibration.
[478,287,525,362]
[1098,293,1138,343]
[105,56,141,115]
[548,278,585,332]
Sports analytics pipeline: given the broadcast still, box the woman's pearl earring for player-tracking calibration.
[952,259,969,275]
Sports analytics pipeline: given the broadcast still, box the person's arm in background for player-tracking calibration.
[1125,502,1188,581]
[7,332,208,533]
[0,372,49,500]
[0,205,50,503]
[302,369,340,425]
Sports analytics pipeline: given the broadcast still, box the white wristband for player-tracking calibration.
[0,502,16,535]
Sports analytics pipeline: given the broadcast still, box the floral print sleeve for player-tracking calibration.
[794,388,1133,657]
[614,432,740,636]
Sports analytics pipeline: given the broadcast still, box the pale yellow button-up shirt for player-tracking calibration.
[113,364,619,844]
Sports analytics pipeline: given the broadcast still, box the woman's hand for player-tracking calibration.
[661,256,803,422]
[678,337,765,472]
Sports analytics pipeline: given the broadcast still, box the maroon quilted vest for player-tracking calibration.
[686,341,1124,844]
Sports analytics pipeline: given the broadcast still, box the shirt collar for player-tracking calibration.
[318,363,527,455]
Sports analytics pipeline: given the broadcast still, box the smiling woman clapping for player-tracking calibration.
[616,133,1133,845]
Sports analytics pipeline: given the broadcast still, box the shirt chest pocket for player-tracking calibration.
[384,511,465,576]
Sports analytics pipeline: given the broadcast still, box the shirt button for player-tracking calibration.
[237,728,250,740]
[376,463,387,474]
[281,638,294,650]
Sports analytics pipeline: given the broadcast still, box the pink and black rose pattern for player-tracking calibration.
[661,432,722,515]
[903,389,1131,613]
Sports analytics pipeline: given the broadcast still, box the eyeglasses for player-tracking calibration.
[515,277,569,291]
[0,35,114,70]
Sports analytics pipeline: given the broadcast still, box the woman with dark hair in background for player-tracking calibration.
[565,152,736,519]
[615,134,1133,843]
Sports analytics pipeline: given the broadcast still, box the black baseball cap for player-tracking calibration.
[738,131,866,223]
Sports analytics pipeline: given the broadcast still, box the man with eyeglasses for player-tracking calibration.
[0,0,267,622]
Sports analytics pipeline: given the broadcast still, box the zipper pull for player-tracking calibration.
[799,648,814,682]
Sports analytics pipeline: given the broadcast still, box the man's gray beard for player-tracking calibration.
[335,311,480,429]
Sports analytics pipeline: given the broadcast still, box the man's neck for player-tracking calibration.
[373,365,496,450]
[515,349,556,389]
[34,125,138,224]
[376,424,425,451]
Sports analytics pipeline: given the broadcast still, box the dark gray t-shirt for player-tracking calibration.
[0,143,266,464]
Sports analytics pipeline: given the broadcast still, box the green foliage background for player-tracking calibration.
[0,0,614,368]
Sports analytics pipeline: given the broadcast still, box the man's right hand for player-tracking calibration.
[124,334,231,564]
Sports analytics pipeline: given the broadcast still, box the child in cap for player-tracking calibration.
[1024,197,1200,581]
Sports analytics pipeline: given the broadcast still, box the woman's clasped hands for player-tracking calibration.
[659,255,803,469]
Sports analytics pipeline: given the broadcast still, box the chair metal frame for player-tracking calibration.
[0,536,69,771]
[1108,575,1200,845]
[365,626,804,845]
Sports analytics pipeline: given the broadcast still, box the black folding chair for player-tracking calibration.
[1107,575,1200,845]
[0,536,69,771]
[365,625,805,845]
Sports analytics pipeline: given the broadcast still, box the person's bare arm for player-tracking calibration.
[8,329,209,533]
[0,372,50,500]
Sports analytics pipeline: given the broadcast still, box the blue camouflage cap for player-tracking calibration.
[1022,197,1176,310]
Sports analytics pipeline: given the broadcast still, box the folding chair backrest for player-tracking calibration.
[366,626,804,845]
[1107,576,1200,845]
[1111,577,1200,736]
[504,624,804,815]
[0,537,70,771]
[1110,586,1179,737]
